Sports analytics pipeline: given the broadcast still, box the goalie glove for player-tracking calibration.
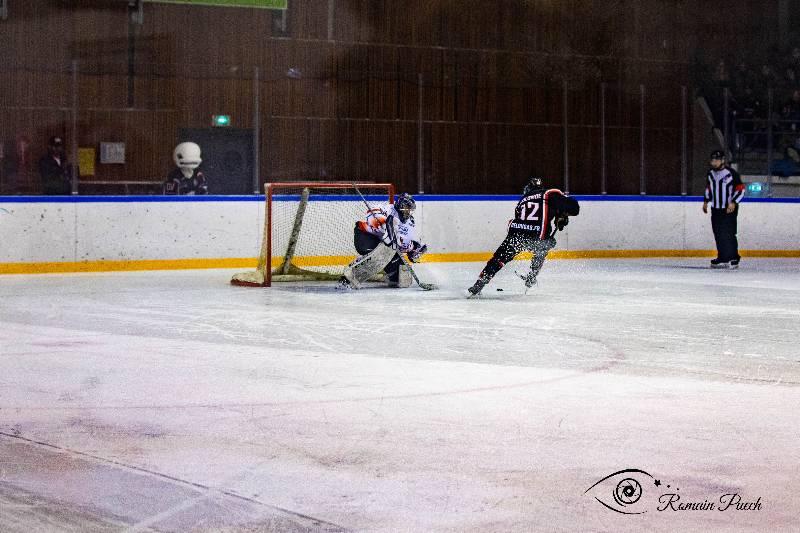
[407,242,428,263]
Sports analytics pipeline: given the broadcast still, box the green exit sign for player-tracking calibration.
[147,0,287,9]
[212,115,231,127]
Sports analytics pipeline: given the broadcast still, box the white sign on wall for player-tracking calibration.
[100,142,126,164]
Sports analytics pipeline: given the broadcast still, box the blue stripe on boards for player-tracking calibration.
[413,195,800,203]
[0,195,263,203]
[2,194,799,204]
[416,195,703,202]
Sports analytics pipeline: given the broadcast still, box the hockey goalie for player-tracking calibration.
[338,193,429,289]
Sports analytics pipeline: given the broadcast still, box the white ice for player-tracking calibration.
[1,258,798,532]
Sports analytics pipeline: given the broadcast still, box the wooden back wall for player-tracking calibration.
[0,0,779,194]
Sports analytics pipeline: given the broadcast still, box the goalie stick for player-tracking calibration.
[351,184,437,291]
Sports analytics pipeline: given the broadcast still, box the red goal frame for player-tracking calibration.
[234,182,395,287]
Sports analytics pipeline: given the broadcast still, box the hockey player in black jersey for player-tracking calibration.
[467,176,580,296]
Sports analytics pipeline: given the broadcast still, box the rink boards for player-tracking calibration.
[0,195,798,274]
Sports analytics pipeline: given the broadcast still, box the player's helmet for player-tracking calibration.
[395,193,416,222]
[710,150,726,160]
[523,176,544,196]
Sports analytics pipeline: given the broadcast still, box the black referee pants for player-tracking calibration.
[710,206,740,262]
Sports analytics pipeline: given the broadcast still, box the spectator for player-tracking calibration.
[712,58,731,87]
[779,102,797,135]
[782,67,797,90]
[731,61,757,96]
[782,90,800,163]
[732,86,762,147]
[758,64,779,94]
[781,90,800,133]
[789,89,800,114]
[788,46,800,72]
[2,136,33,193]
[38,136,71,195]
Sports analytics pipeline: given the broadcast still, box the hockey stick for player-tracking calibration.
[351,184,437,291]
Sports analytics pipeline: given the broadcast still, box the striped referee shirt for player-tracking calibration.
[704,166,745,209]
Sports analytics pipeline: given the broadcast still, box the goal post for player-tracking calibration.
[231,182,395,287]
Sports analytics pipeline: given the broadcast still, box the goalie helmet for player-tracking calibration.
[523,176,544,196]
[395,193,416,222]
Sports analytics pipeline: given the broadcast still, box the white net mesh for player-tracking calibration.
[231,183,394,286]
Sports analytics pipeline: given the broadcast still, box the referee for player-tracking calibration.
[703,150,745,268]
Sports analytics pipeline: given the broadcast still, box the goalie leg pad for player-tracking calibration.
[395,264,413,288]
[343,244,396,289]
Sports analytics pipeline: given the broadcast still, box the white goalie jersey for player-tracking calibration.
[357,203,420,252]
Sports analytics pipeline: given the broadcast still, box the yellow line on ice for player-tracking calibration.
[1,250,798,275]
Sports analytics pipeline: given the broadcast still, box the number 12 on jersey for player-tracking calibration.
[522,201,540,221]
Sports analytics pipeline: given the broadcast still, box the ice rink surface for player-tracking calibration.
[1,258,798,532]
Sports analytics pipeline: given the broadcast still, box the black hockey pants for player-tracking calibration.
[353,224,402,282]
[478,231,556,283]
[710,206,740,262]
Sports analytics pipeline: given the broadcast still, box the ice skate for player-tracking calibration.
[710,258,729,269]
[466,279,487,298]
[517,270,537,288]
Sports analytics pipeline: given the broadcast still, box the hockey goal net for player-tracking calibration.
[231,182,395,287]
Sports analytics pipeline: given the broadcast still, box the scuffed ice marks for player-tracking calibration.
[0,261,799,383]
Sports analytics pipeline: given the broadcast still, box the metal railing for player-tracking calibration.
[714,87,800,197]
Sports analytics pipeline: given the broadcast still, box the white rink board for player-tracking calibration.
[0,196,798,265]
[0,202,78,263]
[418,198,800,253]
[0,198,264,263]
